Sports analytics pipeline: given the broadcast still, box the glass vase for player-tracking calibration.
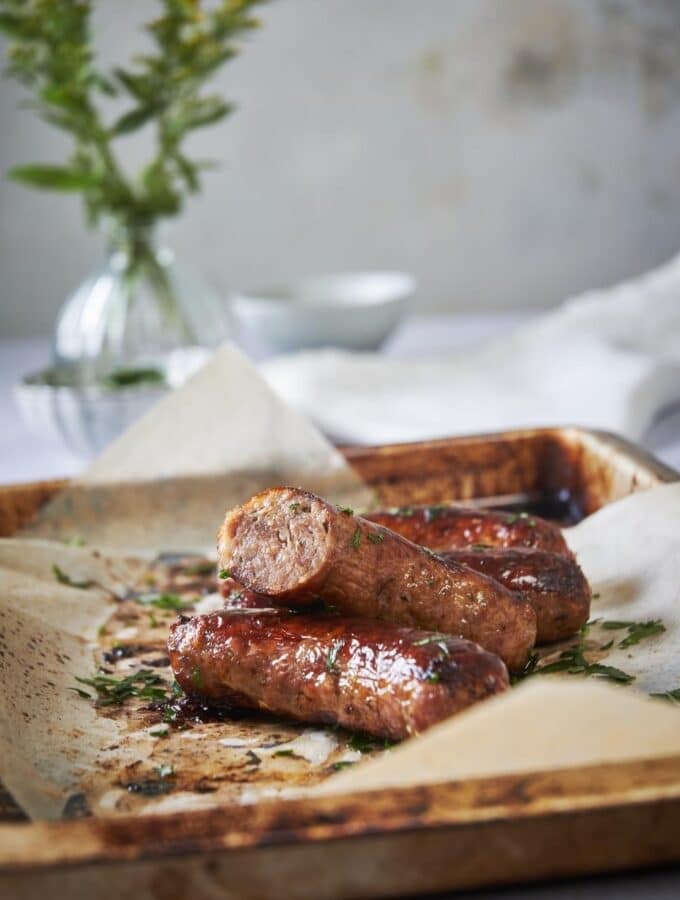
[17,222,230,458]
[53,220,229,386]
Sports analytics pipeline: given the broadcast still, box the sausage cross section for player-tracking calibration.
[168,610,509,740]
[218,487,537,672]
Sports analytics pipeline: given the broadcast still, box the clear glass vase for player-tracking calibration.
[53,220,229,385]
[17,222,230,458]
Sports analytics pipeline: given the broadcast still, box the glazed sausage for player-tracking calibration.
[168,610,509,740]
[438,549,591,644]
[218,487,537,672]
[366,506,573,558]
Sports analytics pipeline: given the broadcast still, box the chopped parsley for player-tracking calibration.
[367,532,385,544]
[289,502,301,512]
[52,564,92,590]
[73,669,170,706]
[191,666,204,689]
[184,561,215,576]
[397,506,415,517]
[331,760,355,771]
[348,732,395,753]
[351,527,362,550]
[338,506,354,516]
[218,568,232,580]
[506,512,536,527]
[136,593,194,611]
[538,645,634,684]
[426,671,441,683]
[471,543,492,551]
[600,619,666,648]
[326,641,343,673]
[150,727,169,738]
[273,749,296,758]
[651,688,680,704]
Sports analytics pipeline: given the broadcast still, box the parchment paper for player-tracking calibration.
[24,342,373,552]
[2,341,680,820]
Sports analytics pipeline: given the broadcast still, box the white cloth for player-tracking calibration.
[262,255,680,444]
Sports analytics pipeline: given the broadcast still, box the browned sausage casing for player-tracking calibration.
[218,487,537,672]
[168,610,509,740]
[438,549,591,644]
[366,506,573,558]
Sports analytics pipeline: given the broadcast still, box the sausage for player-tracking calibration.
[168,610,509,740]
[217,487,537,672]
[366,506,573,558]
[218,575,270,609]
[438,549,591,644]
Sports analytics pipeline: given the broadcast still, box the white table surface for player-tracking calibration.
[1,318,680,897]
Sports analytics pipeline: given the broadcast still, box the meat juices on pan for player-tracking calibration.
[218,487,537,672]
[168,610,509,740]
[366,506,573,558]
[438,549,591,645]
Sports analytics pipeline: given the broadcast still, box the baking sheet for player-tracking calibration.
[1,343,680,821]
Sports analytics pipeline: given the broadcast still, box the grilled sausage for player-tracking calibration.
[438,549,591,644]
[168,610,509,740]
[218,487,537,672]
[366,506,573,558]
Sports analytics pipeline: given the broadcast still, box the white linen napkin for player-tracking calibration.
[261,254,680,444]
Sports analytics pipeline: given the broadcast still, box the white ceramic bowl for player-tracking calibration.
[229,271,414,356]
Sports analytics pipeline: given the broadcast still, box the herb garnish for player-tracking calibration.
[52,563,92,590]
[600,619,666,648]
[348,732,395,753]
[191,667,204,689]
[426,672,441,683]
[273,749,296,758]
[326,641,343,673]
[136,592,194,611]
[289,502,301,512]
[351,527,362,550]
[73,669,170,706]
[506,512,536,527]
[471,543,492,551]
[331,761,355,771]
[367,532,385,544]
[650,688,680,704]
[338,506,354,516]
[397,506,415,517]
[538,644,634,684]
[184,561,215,576]
[218,568,231,580]
[150,727,169,738]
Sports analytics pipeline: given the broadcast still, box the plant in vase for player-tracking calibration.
[1,0,264,452]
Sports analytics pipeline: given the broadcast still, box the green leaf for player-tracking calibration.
[8,164,98,191]
[184,97,232,131]
[111,106,157,135]
[136,593,194,611]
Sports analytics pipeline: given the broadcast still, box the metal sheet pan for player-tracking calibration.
[0,426,677,899]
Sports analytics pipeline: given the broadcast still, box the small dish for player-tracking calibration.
[229,271,414,356]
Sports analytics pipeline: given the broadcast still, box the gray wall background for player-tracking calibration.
[2,0,680,337]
